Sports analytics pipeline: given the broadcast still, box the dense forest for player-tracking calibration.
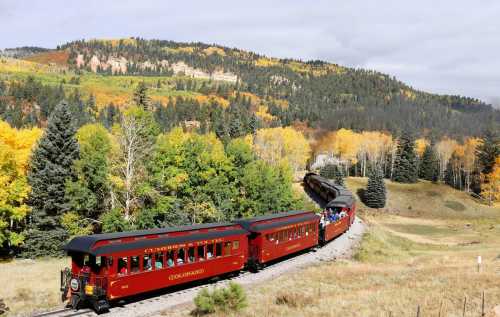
[0,38,498,138]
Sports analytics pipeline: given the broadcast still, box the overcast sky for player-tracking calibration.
[1,0,499,105]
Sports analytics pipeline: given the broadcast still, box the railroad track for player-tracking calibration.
[31,219,364,317]
[32,308,94,317]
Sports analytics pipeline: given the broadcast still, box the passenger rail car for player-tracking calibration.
[234,211,319,270]
[60,173,355,313]
[62,223,248,312]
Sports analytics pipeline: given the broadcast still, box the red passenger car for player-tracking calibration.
[322,194,356,242]
[62,223,248,312]
[234,211,320,271]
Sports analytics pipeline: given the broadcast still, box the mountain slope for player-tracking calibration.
[1,37,499,137]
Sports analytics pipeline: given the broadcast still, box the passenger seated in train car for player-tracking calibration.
[131,256,140,272]
[177,249,185,265]
[207,244,214,259]
[143,254,152,271]
[167,251,175,267]
[118,257,128,275]
[155,252,163,269]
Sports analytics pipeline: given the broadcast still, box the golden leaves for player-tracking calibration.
[253,127,311,171]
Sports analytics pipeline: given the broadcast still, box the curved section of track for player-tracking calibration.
[33,217,364,317]
[32,183,365,317]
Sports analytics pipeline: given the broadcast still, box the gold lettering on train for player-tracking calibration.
[285,243,301,251]
[168,269,205,281]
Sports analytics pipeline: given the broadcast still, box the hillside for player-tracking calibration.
[0,38,498,137]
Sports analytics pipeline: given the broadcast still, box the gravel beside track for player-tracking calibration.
[33,217,364,317]
[31,185,366,317]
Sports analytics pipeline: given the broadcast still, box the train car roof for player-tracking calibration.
[64,222,246,256]
[233,210,319,232]
[325,195,355,208]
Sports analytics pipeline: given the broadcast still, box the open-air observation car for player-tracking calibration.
[322,195,356,242]
[61,222,248,313]
[234,210,320,271]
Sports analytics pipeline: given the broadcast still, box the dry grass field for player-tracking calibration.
[167,178,500,317]
[0,257,68,316]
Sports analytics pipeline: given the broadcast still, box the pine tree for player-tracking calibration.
[24,102,79,256]
[419,143,439,182]
[133,81,150,110]
[364,165,386,208]
[477,130,499,175]
[392,132,418,183]
[28,102,80,229]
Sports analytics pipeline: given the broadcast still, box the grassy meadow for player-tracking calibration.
[0,257,68,316]
[166,178,500,317]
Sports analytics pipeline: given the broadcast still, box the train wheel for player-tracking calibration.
[248,260,261,273]
[70,295,81,310]
[92,299,110,314]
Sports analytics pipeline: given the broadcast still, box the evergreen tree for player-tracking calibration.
[28,102,79,229]
[419,143,439,182]
[133,81,150,110]
[392,132,418,183]
[364,165,386,208]
[24,102,79,256]
[477,129,500,175]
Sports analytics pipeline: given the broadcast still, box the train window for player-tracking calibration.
[215,242,222,257]
[233,240,240,250]
[197,245,205,260]
[118,257,128,275]
[130,256,140,273]
[167,250,175,267]
[143,254,152,271]
[177,248,185,265]
[224,242,231,256]
[83,254,90,267]
[207,244,214,259]
[155,252,164,269]
[188,247,195,263]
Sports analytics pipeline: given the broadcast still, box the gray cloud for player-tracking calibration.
[0,0,499,104]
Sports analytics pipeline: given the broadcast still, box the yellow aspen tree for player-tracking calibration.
[253,127,311,171]
[436,137,459,180]
[415,138,429,157]
[462,138,481,192]
[0,121,42,247]
[481,156,500,203]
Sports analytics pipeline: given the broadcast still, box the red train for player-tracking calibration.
[60,173,355,313]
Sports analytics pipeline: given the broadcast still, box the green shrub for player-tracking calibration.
[192,282,247,316]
